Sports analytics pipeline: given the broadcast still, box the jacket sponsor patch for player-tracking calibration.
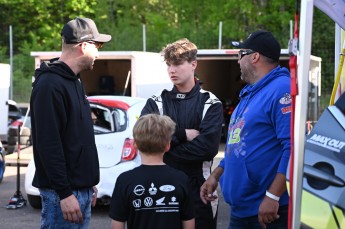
[281,106,292,114]
[176,94,186,99]
[279,93,292,105]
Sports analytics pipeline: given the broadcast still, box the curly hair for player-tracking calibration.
[161,38,197,65]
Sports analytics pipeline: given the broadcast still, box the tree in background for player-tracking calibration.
[0,0,335,108]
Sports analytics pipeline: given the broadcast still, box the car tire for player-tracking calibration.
[7,136,30,146]
[0,153,5,183]
[8,127,31,137]
[6,145,16,155]
[7,128,19,137]
[27,194,42,209]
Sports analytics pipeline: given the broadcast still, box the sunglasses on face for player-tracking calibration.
[238,49,256,60]
[86,41,103,49]
[78,41,103,49]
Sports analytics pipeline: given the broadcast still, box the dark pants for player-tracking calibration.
[229,205,288,229]
[191,176,218,229]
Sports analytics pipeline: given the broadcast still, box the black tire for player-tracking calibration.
[6,145,17,155]
[8,127,31,137]
[7,128,19,137]
[0,153,5,183]
[27,194,42,209]
[7,136,30,146]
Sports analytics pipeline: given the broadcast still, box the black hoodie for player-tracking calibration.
[30,59,99,200]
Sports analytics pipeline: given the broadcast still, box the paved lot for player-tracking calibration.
[0,146,230,228]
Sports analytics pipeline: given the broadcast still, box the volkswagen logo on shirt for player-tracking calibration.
[144,197,153,207]
[133,185,145,196]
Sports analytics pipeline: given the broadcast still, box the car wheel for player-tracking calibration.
[27,194,42,209]
[0,153,5,183]
[7,128,19,137]
[6,145,17,155]
[8,127,30,136]
[8,136,30,146]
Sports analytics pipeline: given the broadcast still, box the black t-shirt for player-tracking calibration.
[109,165,195,229]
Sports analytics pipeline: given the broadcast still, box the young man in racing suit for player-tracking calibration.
[141,38,223,229]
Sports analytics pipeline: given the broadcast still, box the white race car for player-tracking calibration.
[25,96,146,208]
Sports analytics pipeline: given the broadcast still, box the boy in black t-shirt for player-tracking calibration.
[109,114,195,229]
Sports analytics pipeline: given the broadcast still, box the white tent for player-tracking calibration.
[293,0,345,228]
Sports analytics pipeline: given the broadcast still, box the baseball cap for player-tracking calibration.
[61,17,112,44]
[232,30,281,61]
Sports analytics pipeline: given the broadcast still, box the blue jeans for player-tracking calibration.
[39,188,93,229]
[229,205,288,229]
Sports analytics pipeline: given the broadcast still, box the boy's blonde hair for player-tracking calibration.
[133,114,176,154]
[161,38,197,65]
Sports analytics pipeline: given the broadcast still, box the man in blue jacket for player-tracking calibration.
[200,30,291,229]
[30,17,111,228]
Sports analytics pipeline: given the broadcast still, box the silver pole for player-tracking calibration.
[290,20,293,39]
[218,21,222,49]
[9,25,13,100]
[143,24,146,52]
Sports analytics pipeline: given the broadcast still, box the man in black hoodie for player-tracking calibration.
[30,17,111,228]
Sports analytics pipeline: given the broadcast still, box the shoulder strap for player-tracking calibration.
[151,90,164,116]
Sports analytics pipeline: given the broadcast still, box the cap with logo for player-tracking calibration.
[61,17,112,44]
[232,30,281,61]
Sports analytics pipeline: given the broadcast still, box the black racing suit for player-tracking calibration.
[141,82,223,229]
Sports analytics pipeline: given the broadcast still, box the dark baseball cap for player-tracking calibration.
[61,17,111,44]
[232,30,281,61]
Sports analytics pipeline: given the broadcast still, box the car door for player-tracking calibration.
[90,103,131,168]
[301,93,345,228]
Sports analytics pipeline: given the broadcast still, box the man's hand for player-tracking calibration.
[60,194,83,224]
[92,186,98,207]
[200,175,218,204]
[185,129,200,141]
[258,196,280,229]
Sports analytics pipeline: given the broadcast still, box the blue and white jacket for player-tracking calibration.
[219,66,291,218]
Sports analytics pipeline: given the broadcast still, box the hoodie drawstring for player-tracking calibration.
[75,79,86,119]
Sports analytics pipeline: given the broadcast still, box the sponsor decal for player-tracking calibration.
[176,94,186,99]
[307,134,345,153]
[279,93,292,105]
[133,185,145,196]
[144,197,153,207]
[159,185,175,192]
[281,106,292,114]
[156,209,179,213]
[169,196,179,205]
[149,183,157,195]
[133,199,141,208]
[228,128,241,144]
[156,197,166,206]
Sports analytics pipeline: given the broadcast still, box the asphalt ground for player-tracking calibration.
[0,145,230,228]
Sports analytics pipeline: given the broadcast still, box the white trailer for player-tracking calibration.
[0,63,10,143]
[31,50,321,121]
[196,49,321,122]
[31,51,172,99]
